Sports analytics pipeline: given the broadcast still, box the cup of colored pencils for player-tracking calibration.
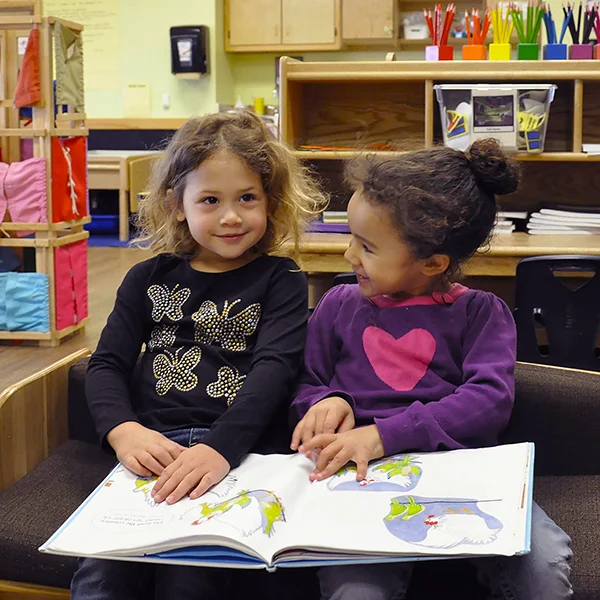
[462,9,491,59]
[566,1,596,59]
[511,1,544,59]
[424,3,455,61]
[542,2,567,59]
[489,4,513,60]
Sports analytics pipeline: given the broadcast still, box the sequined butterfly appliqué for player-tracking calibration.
[192,299,261,352]
[147,324,178,351]
[207,366,246,406]
[153,346,202,396]
[147,284,191,323]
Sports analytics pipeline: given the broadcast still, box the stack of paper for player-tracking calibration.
[494,219,516,234]
[494,211,528,234]
[583,144,600,156]
[526,207,600,235]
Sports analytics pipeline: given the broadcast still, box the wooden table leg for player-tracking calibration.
[119,189,129,242]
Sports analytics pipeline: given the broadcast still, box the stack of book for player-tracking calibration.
[310,211,350,234]
[311,211,529,235]
[322,211,348,224]
[526,207,600,235]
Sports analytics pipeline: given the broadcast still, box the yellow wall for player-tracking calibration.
[44,0,236,119]
[229,50,422,109]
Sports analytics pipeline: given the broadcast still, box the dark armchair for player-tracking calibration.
[1,355,598,599]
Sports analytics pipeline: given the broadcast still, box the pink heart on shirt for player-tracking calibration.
[363,327,436,391]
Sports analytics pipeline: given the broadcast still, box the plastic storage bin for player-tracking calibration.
[403,22,429,40]
[434,83,557,153]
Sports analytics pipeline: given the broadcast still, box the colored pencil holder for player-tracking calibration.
[594,45,600,60]
[489,43,511,61]
[543,43,568,60]
[425,45,454,61]
[517,43,539,60]
[569,44,594,59]
[462,45,488,60]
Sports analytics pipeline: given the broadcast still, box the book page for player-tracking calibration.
[41,453,315,565]
[42,444,532,566]
[276,443,532,561]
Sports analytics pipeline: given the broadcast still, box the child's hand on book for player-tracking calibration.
[107,421,185,477]
[299,425,385,482]
[290,396,355,452]
[151,444,230,505]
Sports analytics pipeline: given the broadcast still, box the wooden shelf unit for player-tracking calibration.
[293,150,600,161]
[280,58,600,277]
[282,232,600,277]
[0,15,89,346]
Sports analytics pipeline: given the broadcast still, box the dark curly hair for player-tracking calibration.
[345,138,520,279]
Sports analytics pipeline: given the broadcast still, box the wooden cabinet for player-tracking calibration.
[225,0,341,52]
[283,0,337,45]
[342,0,396,43]
[279,58,600,277]
[227,0,281,47]
[225,0,490,52]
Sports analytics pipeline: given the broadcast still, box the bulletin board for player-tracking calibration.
[43,0,119,90]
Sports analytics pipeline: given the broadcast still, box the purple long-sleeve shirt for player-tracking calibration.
[292,283,516,455]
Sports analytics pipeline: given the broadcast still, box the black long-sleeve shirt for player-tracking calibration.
[86,253,308,468]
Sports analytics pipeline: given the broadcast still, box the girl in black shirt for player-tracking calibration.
[71,111,327,600]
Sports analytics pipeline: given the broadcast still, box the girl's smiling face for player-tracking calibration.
[175,149,268,271]
[343,191,448,298]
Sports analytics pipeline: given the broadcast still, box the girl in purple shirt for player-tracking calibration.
[291,139,573,600]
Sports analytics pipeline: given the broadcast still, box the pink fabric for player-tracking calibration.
[0,157,47,236]
[0,162,8,223]
[370,283,469,309]
[362,327,437,391]
[54,239,88,330]
[20,139,34,160]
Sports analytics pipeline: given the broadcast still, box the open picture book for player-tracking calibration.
[40,442,534,571]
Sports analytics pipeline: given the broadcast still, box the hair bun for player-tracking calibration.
[467,138,520,196]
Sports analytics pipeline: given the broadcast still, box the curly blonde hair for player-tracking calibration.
[135,111,327,260]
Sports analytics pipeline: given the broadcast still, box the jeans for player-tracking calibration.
[70,427,227,600]
[318,502,573,600]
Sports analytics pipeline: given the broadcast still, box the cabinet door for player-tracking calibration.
[342,0,395,41]
[227,0,282,48]
[282,0,338,45]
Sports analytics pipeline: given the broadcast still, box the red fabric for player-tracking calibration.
[14,28,41,108]
[54,239,88,330]
[51,137,87,222]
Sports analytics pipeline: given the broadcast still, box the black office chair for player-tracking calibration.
[513,255,600,371]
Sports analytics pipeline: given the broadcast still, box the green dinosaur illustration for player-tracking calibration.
[195,491,253,521]
[333,464,357,478]
[374,456,422,479]
[385,496,426,522]
[192,490,285,537]
[134,475,158,492]
[260,494,285,537]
